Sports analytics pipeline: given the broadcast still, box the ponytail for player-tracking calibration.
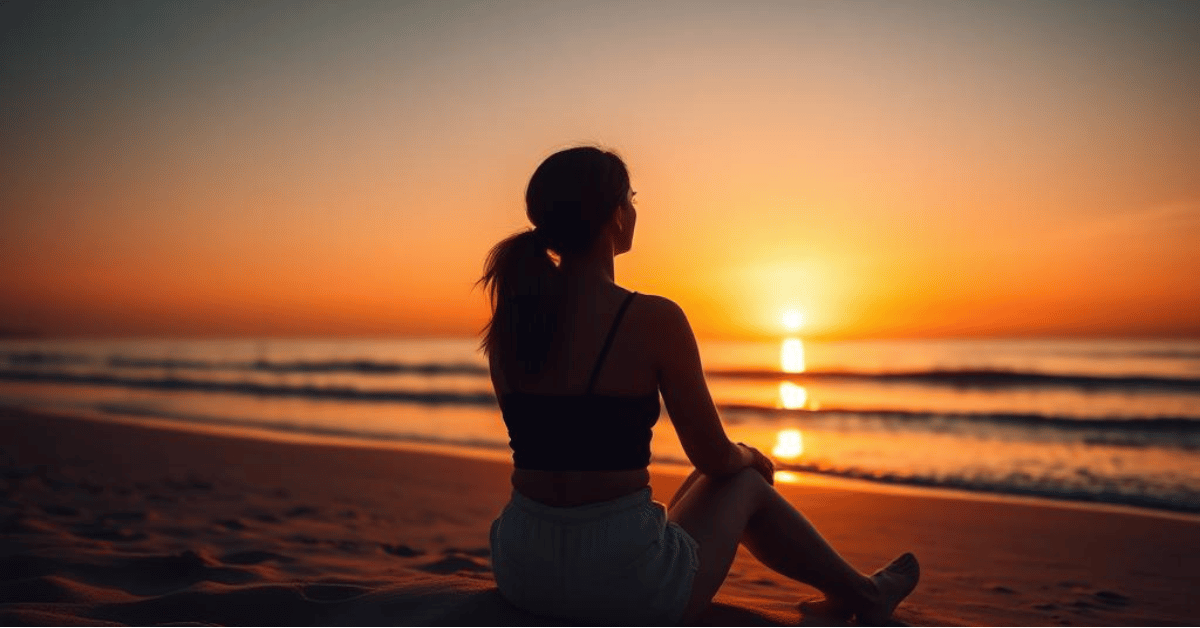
[478,228,561,375]
[480,145,630,378]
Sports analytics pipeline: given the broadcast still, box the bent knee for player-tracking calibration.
[737,466,770,483]
[687,467,770,498]
[726,467,771,491]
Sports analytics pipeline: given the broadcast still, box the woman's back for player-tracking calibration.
[491,284,657,397]
[492,284,666,506]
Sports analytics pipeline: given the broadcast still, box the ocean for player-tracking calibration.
[2,336,1198,516]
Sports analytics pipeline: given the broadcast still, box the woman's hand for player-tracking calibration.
[738,443,775,485]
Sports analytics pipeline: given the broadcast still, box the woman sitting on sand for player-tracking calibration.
[481,146,919,625]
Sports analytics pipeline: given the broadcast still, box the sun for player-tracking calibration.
[782,309,805,331]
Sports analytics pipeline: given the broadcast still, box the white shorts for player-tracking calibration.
[489,487,700,625]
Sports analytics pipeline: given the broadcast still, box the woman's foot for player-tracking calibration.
[798,596,855,621]
[798,553,920,623]
[856,552,920,625]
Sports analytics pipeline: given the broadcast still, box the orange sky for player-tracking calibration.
[2,1,1198,340]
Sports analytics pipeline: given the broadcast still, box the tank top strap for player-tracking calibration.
[585,291,637,394]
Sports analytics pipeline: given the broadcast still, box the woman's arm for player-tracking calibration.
[651,296,771,480]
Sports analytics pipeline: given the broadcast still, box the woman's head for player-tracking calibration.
[525,146,633,257]
[479,146,634,369]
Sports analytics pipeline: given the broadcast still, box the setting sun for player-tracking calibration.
[782,309,805,332]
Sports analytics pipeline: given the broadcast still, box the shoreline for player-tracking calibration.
[26,401,1200,525]
[3,406,1199,625]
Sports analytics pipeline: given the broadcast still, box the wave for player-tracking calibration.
[708,368,1200,392]
[719,404,1200,450]
[6,368,1200,457]
[2,351,489,376]
[2,351,92,366]
[646,452,1200,514]
[110,356,490,376]
[0,369,498,406]
[720,403,1200,434]
[5,368,1200,438]
[1064,349,1200,360]
[7,350,1199,392]
[776,462,1200,514]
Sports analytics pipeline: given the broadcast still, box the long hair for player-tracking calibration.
[479,146,631,375]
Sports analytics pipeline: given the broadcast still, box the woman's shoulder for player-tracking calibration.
[626,292,691,332]
[621,292,699,377]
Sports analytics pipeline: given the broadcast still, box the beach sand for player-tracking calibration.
[1,407,1197,626]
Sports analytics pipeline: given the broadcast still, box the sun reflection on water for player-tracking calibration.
[778,381,808,409]
[772,428,804,459]
[781,338,805,373]
[773,470,801,484]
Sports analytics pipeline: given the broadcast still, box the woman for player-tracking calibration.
[481,146,919,625]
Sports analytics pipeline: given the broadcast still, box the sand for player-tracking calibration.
[1,406,1198,626]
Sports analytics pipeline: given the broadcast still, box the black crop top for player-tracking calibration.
[500,292,661,471]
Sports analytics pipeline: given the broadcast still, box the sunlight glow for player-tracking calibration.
[778,381,808,409]
[781,338,806,373]
[774,470,801,484]
[782,309,805,331]
[773,429,804,459]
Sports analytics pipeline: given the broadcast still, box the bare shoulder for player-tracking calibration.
[627,293,695,358]
[631,293,688,325]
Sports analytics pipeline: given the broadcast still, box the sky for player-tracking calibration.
[2,0,1198,340]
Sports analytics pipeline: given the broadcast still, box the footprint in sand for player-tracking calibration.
[2,515,59,534]
[39,504,81,518]
[414,556,491,574]
[442,547,490,558]
[1092,590,1130,606]
[221,550,294,566]
[381,543,425,557]
[100,511,150,524]
[71,521,147,542]
[302,583,371,602]
[164,476,213,491]
[157,526,198,539]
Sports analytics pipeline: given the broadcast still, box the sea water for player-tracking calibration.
[2,337,1198,515]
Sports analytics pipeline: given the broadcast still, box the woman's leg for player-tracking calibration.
[669,468,917,624]
[668,467,704,509]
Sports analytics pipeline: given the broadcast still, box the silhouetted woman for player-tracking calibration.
[482,146,919,625]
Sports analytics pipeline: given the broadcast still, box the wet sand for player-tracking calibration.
[1,407,1198,625]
